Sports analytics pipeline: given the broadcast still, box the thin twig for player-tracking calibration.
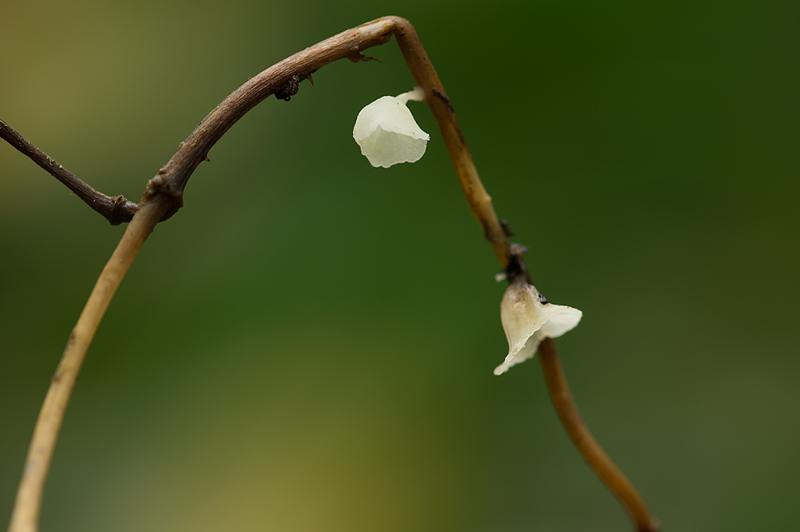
[538,338,660,532]
[397,21,659,529]
[143,15,510,266]
[389,19,511,266]
[7,196,171,532]
[0,119,138,225]
[6,16,658,532]
[145,17,403,220]
[6,18,415,532]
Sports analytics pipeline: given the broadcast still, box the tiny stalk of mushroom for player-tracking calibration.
[2,16,659,532]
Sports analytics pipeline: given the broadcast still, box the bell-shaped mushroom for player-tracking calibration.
[494,277,582,375]
[353,88,429,168]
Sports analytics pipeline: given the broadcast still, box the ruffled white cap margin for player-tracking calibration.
[353,88,429,168]
[494,278,582,375]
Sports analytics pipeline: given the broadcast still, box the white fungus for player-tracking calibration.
[353,88,429,168]
[494,277,582,376]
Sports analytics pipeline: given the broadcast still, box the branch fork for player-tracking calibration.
[3,16,658,532]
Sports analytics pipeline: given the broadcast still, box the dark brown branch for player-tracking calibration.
[146,16,509,268]
[6,16,659,532]
[0,119,138,225]
[538,338,660,532]
[146,18,402,220]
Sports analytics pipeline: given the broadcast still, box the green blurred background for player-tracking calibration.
[1,1,798,531]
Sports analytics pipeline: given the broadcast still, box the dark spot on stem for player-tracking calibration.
[503,249,524,281]
[64,330,76,351]
[275,72,314,101]
[432,88,454,112]
[500,220,515,237]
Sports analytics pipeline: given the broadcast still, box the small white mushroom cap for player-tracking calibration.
[494,278,582,375]
[353,90,429,168]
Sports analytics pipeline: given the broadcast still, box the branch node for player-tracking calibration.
[503,243,530,283]
[106,195,138,226]
[500,219,514,237]
[144,175,184,220]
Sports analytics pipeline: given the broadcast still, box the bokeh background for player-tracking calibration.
[1,1,798,531]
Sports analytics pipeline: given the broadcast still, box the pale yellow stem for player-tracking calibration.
[8,197,171,532]
[6,16,658,532]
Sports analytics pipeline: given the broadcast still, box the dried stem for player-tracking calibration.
[7,197,171,532]
[392,23,658,529]
[142,16,510,264]
[388,19,510,266]
[144,17,403,220]
[539,338,660,532]
[6,16,657,532]
[0,119,138,225]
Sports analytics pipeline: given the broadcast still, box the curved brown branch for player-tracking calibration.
[538,338,660,532]
[402,24,659,524]
[0,119,138,225]
[147,17,511,268]
[1,16,510,262]
[146,17,401,220]
[6,16,657,532]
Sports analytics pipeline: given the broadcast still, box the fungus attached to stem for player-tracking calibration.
[495,276,582,376]
[353,87,429,167]
[3,16,659,532]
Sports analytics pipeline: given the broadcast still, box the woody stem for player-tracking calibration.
[399,21,660,531]
[538,337,660,532]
